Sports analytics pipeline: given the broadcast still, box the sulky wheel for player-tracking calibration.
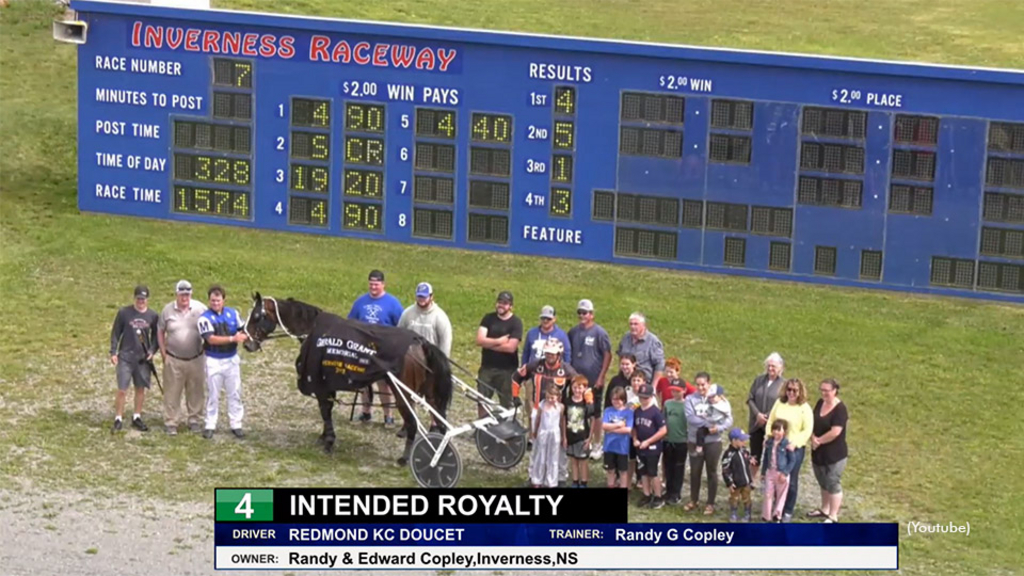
[409,432,462,488]
[475,427,527,469]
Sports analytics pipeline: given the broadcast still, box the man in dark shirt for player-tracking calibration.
[109,285,159,433]
[475,290,523,415]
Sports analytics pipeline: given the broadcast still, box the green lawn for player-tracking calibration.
[2,1,1023,574]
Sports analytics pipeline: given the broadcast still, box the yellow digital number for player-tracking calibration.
[553,155,572,182]
[554,121,574,149]
[213,159,230,183]
[234,159,250,186]
[344,202,361,228]
[345,170,362,196]
[233,193,249,216]
[195,188,211,212]
[438,112,454,137]
[312,167,328,193]
[365,171,381,197]
[556,87,575,115]
[214,190,230,214]
[197,156,211,180]
[366,105,383,132]
[347,104,364,130]
[312,134,329,160]
[472,115,489,141]
[313,101,330,127]
[493,116,510,143]
[551,188,571,216]
[367,204,381,229]
[311,200,326,225]
[175,186,188,211]
[235,63,251,88]
[293,165,306,190]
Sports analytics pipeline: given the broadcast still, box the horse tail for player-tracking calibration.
[423,342,453,417]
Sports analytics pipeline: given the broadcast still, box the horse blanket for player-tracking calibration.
[294,312,422,396]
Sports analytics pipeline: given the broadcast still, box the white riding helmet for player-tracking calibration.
[542,338,564,356]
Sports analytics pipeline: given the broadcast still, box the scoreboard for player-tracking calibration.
[71,1,1024,301]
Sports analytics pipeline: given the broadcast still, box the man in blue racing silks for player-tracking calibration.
[198,284,248,439]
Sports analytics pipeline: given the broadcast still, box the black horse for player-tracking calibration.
[242,292,452,464]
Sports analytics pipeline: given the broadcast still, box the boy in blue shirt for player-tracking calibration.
[602,386,633,488]
[348,270,404,425]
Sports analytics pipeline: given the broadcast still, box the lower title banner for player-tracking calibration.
[214,523,899,570]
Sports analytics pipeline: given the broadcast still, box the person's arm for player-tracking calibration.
[436,311,453,358]
[650,339,665,388]
[157,326,167,360]
[645,423,668,447]
[765,400,779,434]
[347,300,359,320]
[109,308,125,364]
[747,376,763,422]
[561,331,572,364]
[620,411,633,435]
[721,451,734,486]
[561,407,568,447]
[790,404,814,448]
[397,308,411,330]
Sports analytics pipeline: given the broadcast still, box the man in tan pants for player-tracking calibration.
[158,280,207,435]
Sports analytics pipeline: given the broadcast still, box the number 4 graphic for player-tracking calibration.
[234,492,254,519]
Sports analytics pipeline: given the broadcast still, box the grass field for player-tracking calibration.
[2,0,1023,574]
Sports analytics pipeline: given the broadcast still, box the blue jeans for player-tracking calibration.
[783,446,805,515]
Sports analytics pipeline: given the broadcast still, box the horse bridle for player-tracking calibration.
[243,296,301,350]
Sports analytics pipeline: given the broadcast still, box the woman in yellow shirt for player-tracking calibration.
[766,378,813,522]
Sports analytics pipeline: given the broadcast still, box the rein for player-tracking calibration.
[244,296,305,350]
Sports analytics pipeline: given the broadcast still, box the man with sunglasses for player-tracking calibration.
[568,299,612,459]
[109,285,159,433]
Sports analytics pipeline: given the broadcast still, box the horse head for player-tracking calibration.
[243,292,278,352]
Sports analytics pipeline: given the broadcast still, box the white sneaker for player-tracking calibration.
[590,447,603,461]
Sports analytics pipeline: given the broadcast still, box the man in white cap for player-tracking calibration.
[567,298,612,460]
[398,282,452,356]
[521,305,571,367]
[157,280,207,435]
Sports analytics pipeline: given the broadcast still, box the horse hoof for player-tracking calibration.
[397,457,407,466]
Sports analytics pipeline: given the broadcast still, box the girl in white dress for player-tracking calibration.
[529,385,566,488]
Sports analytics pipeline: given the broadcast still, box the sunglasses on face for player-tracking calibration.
[577,310,590,315]
[787,388,799,393]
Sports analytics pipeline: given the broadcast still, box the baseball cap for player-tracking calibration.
[667,385,685,395]
[175,280,193,294]
[576,299,594,312]
[415,282,433,297]
[496,290,513,304]
[729,428,750,441]
[715,385,726,396]
[637,383,655,398]
[368,269,385,281]
[539,305,556,319]
[134,285,149,299]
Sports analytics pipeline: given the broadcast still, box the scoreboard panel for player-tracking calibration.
[73,1,1024,301]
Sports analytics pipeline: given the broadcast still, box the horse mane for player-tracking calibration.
[281,297,323,325]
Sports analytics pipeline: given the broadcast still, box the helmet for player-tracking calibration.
[542,338,564,356]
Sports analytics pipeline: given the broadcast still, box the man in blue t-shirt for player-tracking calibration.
[348,270,404,425]
[568,298,612,459]
[522,305,571,366]
[197,285,248,439]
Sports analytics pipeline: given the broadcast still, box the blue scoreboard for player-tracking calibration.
[71,1,1024,302]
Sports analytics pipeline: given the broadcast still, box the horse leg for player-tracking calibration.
[316,393,336,454]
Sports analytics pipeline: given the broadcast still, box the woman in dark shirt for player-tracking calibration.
[809,378,848,523]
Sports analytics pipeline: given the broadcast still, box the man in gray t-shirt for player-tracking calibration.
[616,311,665,385]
